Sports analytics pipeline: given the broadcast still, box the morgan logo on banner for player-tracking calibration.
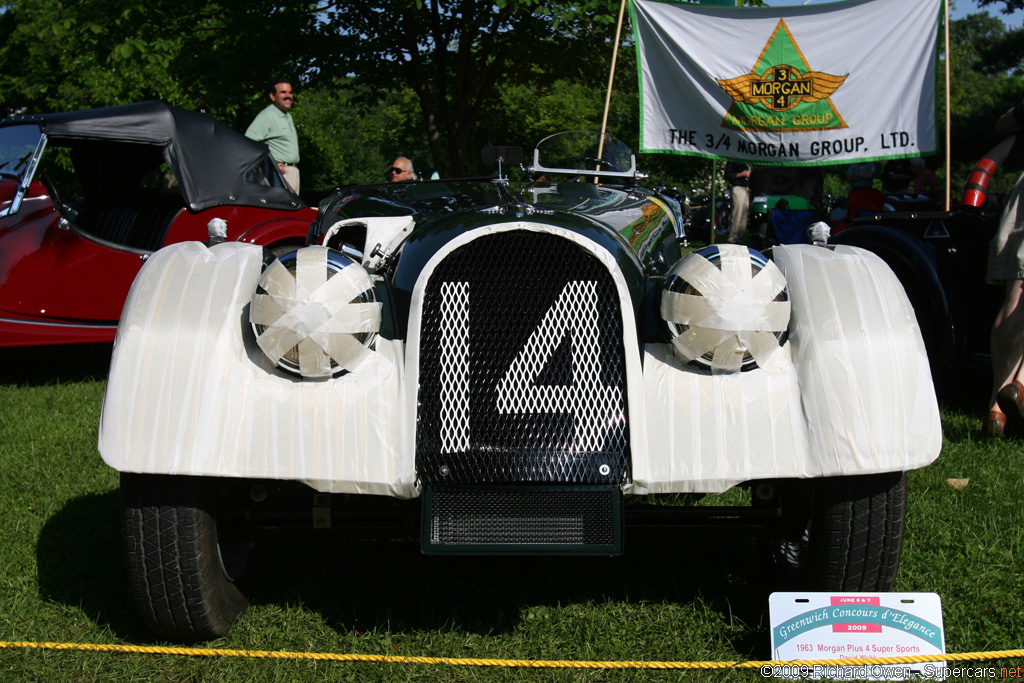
[716,20,848,132]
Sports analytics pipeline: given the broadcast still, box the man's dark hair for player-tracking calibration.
[268,78,292,96]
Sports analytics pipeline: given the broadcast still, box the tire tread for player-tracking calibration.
[121,473,247,640]
[815,472,906,592]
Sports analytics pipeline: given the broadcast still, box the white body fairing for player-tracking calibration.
[99,237,941,497]
[99,242,414,497]
[635,244,941,493]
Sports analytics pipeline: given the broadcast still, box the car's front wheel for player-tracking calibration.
[121,473,250,640]
[756,472,906,591]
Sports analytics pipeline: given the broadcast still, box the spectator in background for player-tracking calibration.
[835,160,885,233]
[985,97,1024,437]
[911,157,937,197]
[881,158,913,194]
[386,157,417,182]
[245,79,300,193]
[847,161,876,190]
[725,161,751,244]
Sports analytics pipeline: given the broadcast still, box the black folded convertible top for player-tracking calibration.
[1,101,305,212]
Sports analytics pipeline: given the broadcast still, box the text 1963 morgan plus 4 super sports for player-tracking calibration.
[98,132,941,640]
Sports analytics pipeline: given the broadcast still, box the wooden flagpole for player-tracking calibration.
[598,0,629,164]
[944,0,951,209]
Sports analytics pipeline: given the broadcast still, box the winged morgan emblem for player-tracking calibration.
[717,66,847,113]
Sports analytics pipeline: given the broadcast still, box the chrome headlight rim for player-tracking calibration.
[250,246,380,379]
[661,244,790,373]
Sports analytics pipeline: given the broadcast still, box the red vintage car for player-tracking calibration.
[0,101,316,347]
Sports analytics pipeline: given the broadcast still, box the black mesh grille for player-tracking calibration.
[422,486,622,554]
[416,231,630,486]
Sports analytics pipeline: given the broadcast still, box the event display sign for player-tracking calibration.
[768,592,946,680]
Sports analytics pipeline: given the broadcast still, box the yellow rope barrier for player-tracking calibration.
[2,640,1023,670]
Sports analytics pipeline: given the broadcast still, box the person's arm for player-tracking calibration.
[243,113,284,173]
[725,162,748,182]
[996,99,1024,136]
[244,112,268,142]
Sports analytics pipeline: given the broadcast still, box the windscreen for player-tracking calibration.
[533,131,635,178]
[0,125,43,183]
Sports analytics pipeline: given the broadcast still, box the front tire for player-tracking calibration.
[758,472,907,591]
[121,473,249,640]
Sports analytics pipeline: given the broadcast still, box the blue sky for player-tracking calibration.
[766,0,1024,23]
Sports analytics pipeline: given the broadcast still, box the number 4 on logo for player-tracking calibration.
[439,280,622,454]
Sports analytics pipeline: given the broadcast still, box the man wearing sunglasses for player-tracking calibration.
[386,157,417,182]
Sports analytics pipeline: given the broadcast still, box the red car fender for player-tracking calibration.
[161,206,317,249]
[0,185,143,326]
[234,214,316,249]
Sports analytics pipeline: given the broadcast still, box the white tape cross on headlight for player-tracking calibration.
[251,247,382,377]
[661,245,790,372]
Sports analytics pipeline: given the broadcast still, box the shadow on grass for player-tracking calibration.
[248,530,773,657]
[0,343,113,386]
[934,362,991,417]
[36,490,775,655]
[35,489,151,641]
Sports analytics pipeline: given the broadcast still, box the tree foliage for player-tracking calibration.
[978,0,1024,12]
[316,0,628,176]
[0,0,1019,195]
[975,0,1024,76]
[295,81,431,188]
[316,0,764,177]
[0,0,318,123]
[947,13,1024,190]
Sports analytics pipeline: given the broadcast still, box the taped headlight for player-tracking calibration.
[660,244,790,373]
[249,246,382,378]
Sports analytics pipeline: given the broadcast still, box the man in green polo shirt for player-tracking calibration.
[245,79,301,192]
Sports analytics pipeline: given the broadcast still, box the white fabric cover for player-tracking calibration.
[807,221,831,246]
[250,246,381,377]
[321,215,415,270]
[99,239,939,498]
[206,217,227,241]
[660,244,790,372]
[633,243,941,493]
[778,244,941,472]
[98,242,414,498]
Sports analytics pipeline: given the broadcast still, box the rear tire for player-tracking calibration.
[758,472,906,591]
[121,473,249,640]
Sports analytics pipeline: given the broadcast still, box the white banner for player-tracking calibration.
[632,0,941,165]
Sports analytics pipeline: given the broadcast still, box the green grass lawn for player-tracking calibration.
[1,348,1022,681]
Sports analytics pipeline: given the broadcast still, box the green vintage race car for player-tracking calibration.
[99,131,940,640]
